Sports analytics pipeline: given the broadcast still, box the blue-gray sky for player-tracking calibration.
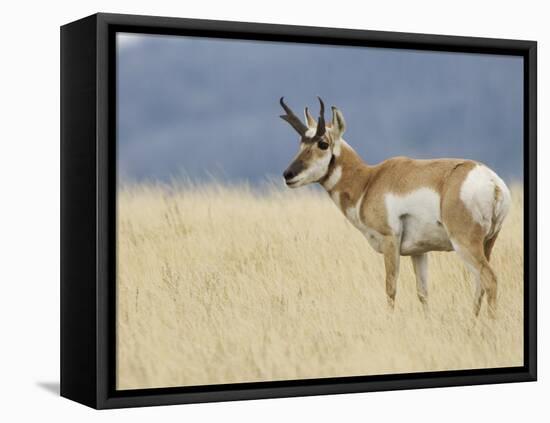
[117,33,523,184]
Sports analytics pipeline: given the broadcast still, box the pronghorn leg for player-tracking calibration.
[411,254,429,310]
[475,231,500,314]
[382,236,401,309]
[477,261,497,318]
[484,230,500,261]
[473,275,485,317]
[452,238,497,318]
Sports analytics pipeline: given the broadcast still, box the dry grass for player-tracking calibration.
[116,182,524,390]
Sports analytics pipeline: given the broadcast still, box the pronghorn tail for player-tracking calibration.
[489,172,511,239]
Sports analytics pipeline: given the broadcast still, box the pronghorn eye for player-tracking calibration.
[318,141,329,150]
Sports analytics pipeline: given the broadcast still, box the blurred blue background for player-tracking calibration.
[117,33,523,184]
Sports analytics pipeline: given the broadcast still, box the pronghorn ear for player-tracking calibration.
[331,106,346,138]
[304,107,317,128]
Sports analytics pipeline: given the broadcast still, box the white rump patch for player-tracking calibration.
[323,166,342,190]
[460,165,511,236]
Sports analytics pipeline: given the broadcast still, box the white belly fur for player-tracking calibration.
[385,188,453,255]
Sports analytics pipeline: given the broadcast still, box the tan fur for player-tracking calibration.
[323,146,478,232]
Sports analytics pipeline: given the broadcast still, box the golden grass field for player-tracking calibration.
[116,182,524,390]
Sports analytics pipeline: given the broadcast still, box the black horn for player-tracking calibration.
[279,97,308,136]
[315,96,326,137]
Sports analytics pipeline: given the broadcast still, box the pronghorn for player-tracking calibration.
[279,97,511,317]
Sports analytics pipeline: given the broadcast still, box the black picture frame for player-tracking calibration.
[60,12,537,409]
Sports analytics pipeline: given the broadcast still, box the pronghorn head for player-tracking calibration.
[280,97,346,188]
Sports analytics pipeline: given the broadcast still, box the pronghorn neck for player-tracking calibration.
[320,140,372,216]
[320,140,370,192]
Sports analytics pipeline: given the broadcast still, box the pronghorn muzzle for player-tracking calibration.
[283,161,305,183]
